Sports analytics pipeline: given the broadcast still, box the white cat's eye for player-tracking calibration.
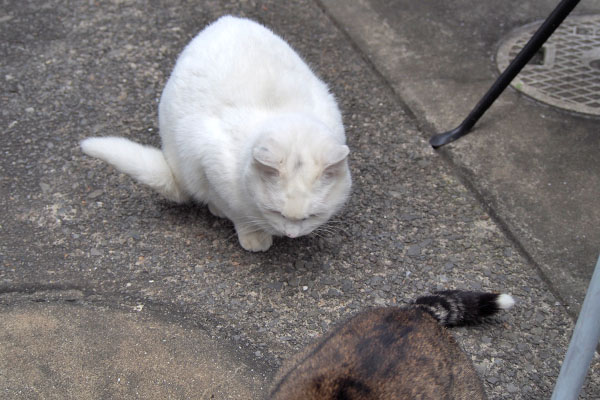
[266,209,284,218]
[266,209,316,222]
[298,214,319,222]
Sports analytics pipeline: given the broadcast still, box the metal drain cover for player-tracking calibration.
[497,15,600,116]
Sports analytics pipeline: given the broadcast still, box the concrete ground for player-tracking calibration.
[1,0,598,399]
[321,0,600,318]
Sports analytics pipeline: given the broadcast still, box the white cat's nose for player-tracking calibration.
[283,225,301,238]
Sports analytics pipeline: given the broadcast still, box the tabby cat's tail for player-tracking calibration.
[81,136,189,203]
[414,290,515,327]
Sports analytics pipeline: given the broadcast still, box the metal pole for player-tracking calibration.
[551,255,600,400]
[429,0,581,149]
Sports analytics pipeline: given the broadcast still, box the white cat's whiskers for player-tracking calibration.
[234,217,273,236]
[225,229,241,243]
[310,230,329,239]
[311,219,347,238]
[317,218,346,226]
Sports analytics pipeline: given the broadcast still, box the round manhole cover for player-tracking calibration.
[497,15,600,116]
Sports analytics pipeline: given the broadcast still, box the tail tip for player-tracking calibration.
[80,137,100,155]
[496,293,515,310]
[80,137,91,149]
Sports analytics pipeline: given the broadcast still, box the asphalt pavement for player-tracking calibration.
[1,0,599,399]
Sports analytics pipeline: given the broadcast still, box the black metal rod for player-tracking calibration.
[429,0,581,149]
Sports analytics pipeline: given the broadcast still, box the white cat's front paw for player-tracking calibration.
[237,230,273,252]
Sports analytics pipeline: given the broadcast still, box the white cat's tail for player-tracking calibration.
[81,136,188,203]
[414,290,515,327]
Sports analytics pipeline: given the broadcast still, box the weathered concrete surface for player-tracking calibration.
[0,291,267,399]
[1,0,599,399]
[320,0,600,315]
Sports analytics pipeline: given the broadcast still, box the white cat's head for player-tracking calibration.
[244,115,351,239]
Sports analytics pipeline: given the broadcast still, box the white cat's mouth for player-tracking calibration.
[272,221,312,239]
[261,209,324,238]
[279,228,313,239]
[265,209,319,222]
[282,227,302,238]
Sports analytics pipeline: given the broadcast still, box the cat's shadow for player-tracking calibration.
[156,199,346,270]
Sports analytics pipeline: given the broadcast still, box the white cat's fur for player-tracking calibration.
[81,16,351,252]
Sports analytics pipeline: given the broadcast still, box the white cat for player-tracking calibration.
[81,16,351,252]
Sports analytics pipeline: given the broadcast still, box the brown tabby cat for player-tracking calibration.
[269,290,514,400]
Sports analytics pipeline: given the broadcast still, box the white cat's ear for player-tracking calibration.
[252,143,282,175]
[324,144,349,167]
[322,144,349,179]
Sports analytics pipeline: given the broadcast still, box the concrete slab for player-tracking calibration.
[0,292,267,399]
[320,0,600,315]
